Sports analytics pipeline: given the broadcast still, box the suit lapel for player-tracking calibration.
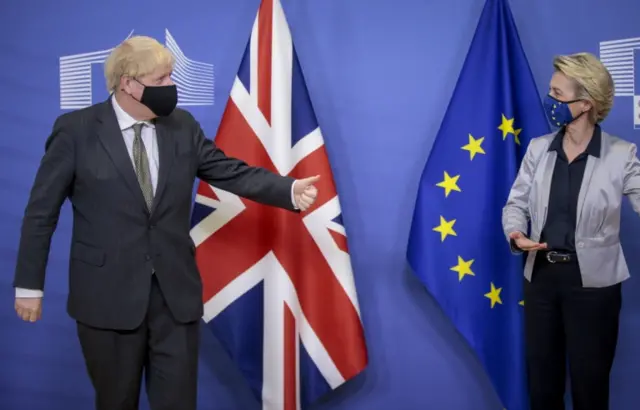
[576,157,597,228]
[152,119,176,215]
[577,130,606,228]
[96,99,149,214]
[537,150,556,231]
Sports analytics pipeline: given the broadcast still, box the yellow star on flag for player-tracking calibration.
[514,128,522,145]
[461,134,485,160]
[436,171,461,197]
[498,114,515,140]
[484,282,503,308]
[450,256,475,282]
[519,300,524,306]
[433,216,457,242]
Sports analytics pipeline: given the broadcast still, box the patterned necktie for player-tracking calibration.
[131,123,154,210]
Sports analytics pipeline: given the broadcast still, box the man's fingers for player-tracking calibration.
[298,200,311,210]
[294,176,320,201]
[15,299,42,322]
[18,308,31,322]
[303,187,317,198]
[299,175,320,187]
[295,192,315,210]
[30,309,40,322]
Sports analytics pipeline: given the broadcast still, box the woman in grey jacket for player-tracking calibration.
[502,52,640,410]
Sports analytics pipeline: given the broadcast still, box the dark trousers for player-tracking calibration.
[77,275,200,410]
[524,253,622,410]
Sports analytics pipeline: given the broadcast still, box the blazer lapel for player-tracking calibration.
[96,99,149,213]
[576,156,598,228]
[151,119,176,215]
[536,150,557,232]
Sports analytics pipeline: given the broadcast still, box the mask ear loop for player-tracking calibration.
[571,98,593,123]
[548,94,582,105]
[570,86,596,121]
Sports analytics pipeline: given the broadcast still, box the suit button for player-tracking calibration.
[149,224,155,230]
[145,254,151,261]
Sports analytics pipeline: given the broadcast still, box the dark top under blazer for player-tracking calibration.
[13,98,296,330]
[540,126,602,251]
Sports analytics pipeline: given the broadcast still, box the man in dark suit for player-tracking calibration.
[13,36,319,410]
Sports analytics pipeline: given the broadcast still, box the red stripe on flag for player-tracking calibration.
[257,0,273,125]
[284,304,297,410]
[328,229,349,254]
[197,182,219,201]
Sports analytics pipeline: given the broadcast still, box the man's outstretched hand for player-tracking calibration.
[293,175,320,211]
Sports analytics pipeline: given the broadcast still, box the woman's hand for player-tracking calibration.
[509,231,547,251]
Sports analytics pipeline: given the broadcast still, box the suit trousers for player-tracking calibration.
[524,253,622,410]
[76,275,200,410]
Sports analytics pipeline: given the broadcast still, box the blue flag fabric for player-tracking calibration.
[406,0,550,409]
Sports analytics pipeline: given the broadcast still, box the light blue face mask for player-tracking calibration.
[542,94,585,128]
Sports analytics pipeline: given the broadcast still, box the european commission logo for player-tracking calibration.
[59,29,214,110]
[599,36,640,130]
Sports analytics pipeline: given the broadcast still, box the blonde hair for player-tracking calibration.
[104,36,174,92]
[553,52,614,124]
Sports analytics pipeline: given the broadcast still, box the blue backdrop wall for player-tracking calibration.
[1,0,639,409]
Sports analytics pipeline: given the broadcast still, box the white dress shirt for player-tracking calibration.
[16,96,299,299]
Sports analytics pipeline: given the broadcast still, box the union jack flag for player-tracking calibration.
[189,1,368,409]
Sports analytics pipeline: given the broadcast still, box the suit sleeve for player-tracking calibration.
[13,117,75,291]
[502,139,537,254]
[193,117,297,211]
[622,143,640,215]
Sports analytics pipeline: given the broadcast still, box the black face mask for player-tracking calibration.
[133,79,178,117]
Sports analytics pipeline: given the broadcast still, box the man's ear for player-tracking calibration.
[120,76,134,93]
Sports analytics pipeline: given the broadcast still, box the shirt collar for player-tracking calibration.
[548,124,601,158]
[111,94,155,131]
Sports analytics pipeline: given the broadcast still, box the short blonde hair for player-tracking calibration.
[553,52,614,124]
[104,36,174,92]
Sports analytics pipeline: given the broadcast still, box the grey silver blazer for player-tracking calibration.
[502,130,640,288]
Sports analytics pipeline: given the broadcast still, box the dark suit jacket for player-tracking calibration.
[13,98,296,330]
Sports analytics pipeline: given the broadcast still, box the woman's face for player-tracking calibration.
[548,72,591,119]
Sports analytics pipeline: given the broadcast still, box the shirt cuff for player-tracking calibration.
[15,288,44,298]
[291,180,298,209]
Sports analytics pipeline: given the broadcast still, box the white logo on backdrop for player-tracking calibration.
[599,36,640,129]
[59,29,214,110]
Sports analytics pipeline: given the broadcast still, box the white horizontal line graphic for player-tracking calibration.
[59,29,214,109]
[599,36,639,97]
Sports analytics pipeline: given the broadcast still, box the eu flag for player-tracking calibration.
[406,0,549,408]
